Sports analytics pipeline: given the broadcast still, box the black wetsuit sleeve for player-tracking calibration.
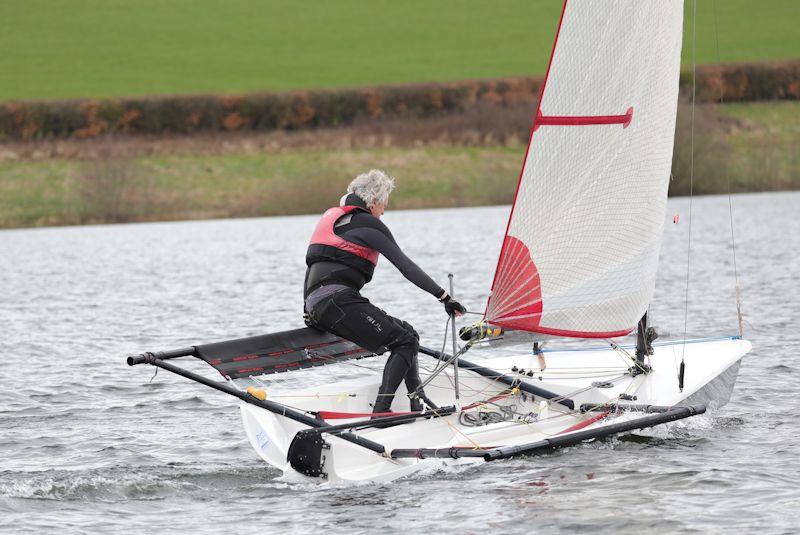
[338,216,444,298]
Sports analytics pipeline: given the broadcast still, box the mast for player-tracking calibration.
[634,312,656,373]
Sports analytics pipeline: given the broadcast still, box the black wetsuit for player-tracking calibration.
[305,194,443,412]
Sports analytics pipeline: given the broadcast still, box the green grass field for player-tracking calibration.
[2,0,798,102]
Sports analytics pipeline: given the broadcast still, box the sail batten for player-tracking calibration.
[486,0,684,338]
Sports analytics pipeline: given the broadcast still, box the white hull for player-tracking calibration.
[240,337,750,484]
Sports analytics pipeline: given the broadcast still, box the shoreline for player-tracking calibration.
[1,190,795,235]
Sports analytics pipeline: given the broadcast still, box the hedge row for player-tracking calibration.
[683,60,800,102]
[1,61,797,141]
[0,78,541,142]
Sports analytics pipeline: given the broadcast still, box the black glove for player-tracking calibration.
[443,297,466,316]
[304,312,321,331]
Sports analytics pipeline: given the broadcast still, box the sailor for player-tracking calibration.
[304,169,466,414]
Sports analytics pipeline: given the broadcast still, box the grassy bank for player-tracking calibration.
[1,101,797,229]
[715,102,800,192]
[0,147,523,227]
[2,0,798,102]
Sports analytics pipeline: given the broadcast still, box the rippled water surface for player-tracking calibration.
[2,192,798,534]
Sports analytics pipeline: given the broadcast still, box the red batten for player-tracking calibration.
[533,106,634,131]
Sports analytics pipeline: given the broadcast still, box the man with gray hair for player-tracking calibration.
[304,169,466,414]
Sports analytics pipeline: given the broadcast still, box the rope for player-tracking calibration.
[679,0,698,390]
[607,339,644,372]
[522,371,648,438]
[421,315,454,382]
[442,416,484,449]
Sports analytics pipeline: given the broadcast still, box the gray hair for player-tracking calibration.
[347,169,395,208]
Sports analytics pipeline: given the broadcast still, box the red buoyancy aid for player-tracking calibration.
[308,205,379,265]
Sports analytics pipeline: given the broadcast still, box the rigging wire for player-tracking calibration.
[712,0,744,338]
[679,0,698,391]
[419,315,459,385]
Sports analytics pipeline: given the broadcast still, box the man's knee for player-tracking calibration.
[386,320,419,353]
[402,334,420,355]
[399,320,419,341]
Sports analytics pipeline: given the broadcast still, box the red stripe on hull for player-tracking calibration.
[558,411,610,434]
[317,410,413,420]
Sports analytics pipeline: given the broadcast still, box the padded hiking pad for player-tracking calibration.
[195,327,375,379]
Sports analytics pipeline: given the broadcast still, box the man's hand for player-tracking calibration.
[304,312,318,330]
[438,290,466,317]
[444,298,467,317]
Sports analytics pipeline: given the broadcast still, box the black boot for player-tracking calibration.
[419,391,438,410]
[371,351,409,416]
[372,324,421,422]
[371,395,393,415]
[402,345,437,412]
[408,394,423,412]
[407,389,438,412]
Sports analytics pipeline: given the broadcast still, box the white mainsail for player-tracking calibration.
[486,0,685,338]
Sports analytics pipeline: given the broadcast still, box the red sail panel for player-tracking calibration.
[486,236,543,331]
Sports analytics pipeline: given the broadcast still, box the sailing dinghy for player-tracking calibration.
[127,0,751,484]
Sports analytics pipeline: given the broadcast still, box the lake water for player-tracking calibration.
[1,192,798,534]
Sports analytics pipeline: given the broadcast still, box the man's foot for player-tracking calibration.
[408,390,438,412]
[371,398,393,418]
[371,398,412,429]
[420,392,438,410]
